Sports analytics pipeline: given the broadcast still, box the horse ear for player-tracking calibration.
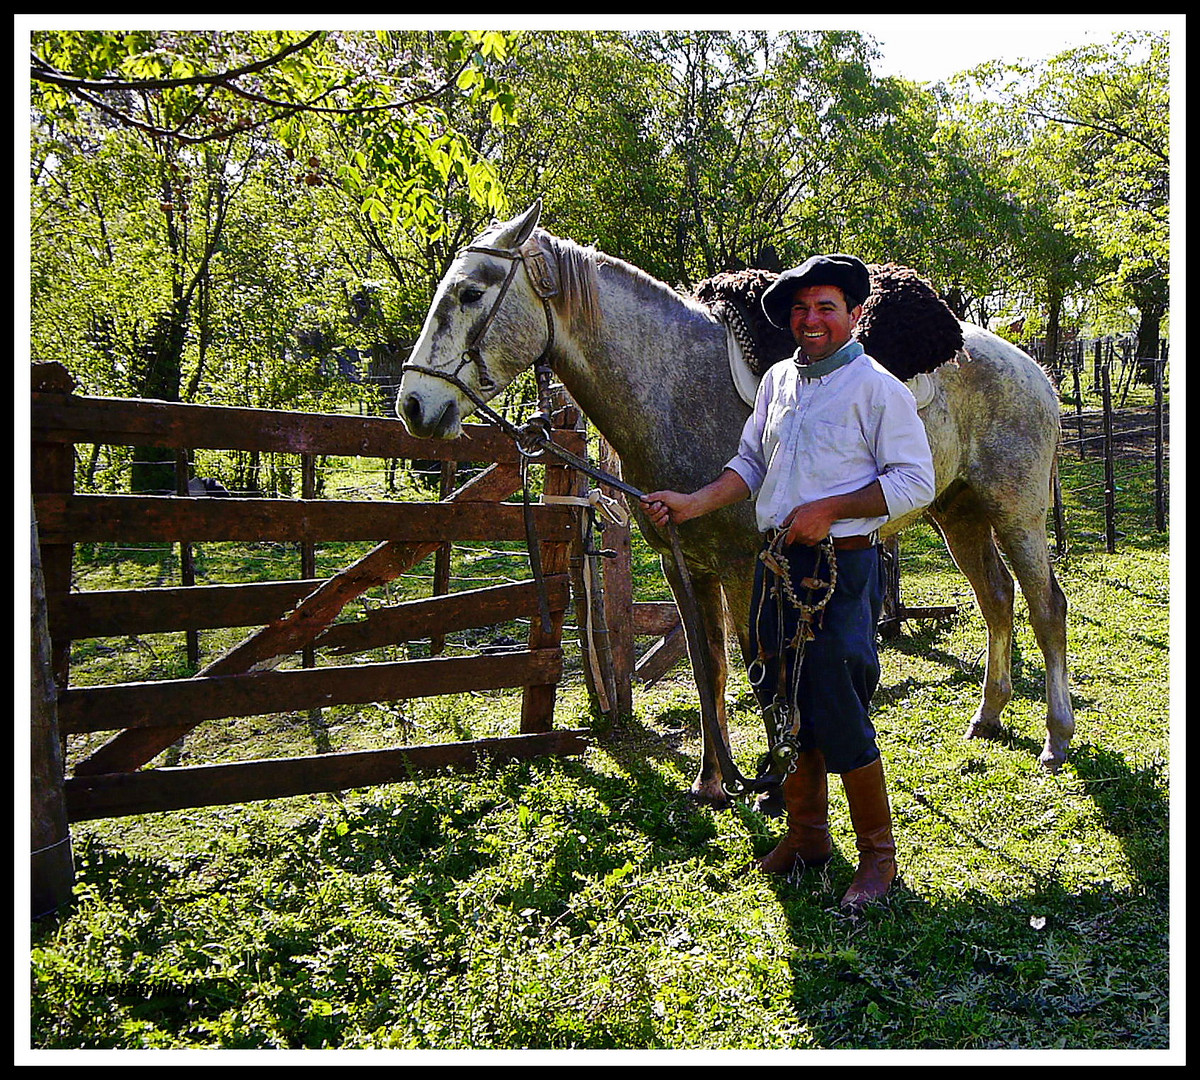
[495,199,542,248]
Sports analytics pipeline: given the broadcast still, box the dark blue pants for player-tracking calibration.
[747,541,884,775]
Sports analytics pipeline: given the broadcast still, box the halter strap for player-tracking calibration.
[404,239,558,398]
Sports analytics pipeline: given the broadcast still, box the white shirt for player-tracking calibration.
[725,342,936,536]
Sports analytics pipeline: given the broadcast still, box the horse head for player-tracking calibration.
[397,200,558,439]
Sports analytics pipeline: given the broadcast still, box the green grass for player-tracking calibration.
[29,452,1174,1054]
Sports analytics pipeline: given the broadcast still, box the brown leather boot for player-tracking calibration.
[839,757,897,910]
[755,749,833,875]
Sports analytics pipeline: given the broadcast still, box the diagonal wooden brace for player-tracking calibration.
[73,462,524,777]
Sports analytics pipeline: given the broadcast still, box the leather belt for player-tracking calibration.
[830,534,875,551]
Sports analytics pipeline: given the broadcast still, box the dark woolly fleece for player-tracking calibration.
[694,262,963,381]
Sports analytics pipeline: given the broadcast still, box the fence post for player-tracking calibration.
[520,396,579,734]
[1051,462,1069,561]
[300,453,329,752]
[1072,348,1086,458]
[301,453,319,667]
[31,506,75,917]
[175,450,200,669]
[1102,361,1117,554]
[31,363,77,689]
[878,536,902,639]
[429,459,457,656]
[599,439,634,716]
[1155,356,1166,533]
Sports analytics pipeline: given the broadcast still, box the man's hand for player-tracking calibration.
[782,498,838,547]
[781,480,889,546]
[640,469,751,530]
[640,490,695,529]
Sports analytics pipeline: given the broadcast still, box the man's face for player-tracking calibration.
[789,284,862,362]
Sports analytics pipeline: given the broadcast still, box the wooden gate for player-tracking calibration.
[31,363,593,829]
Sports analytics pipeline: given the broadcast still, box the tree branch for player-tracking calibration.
[1026,108,1169,167]
[29,32,321,93]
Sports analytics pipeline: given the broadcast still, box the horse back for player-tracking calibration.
[916,323,1060,523]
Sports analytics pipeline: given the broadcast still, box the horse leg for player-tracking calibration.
[929,499,1016,741]
[993,520,1075,771]
[662,559,733,807]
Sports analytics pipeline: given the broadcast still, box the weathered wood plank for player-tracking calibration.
[33,493,577,545]
[64,729,591,822]
[48,580,324,639]
[58,649,563,735]
[31,506,75,916]
[317,576,571,654]
[31,391,584,462]
[50,575,573,644]
[73,462,526,776]
[633,624,688,686]
[632,601,681,638]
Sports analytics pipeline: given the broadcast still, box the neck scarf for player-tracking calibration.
[792,339,863,380]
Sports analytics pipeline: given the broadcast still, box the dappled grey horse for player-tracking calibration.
[397,202,1074,806]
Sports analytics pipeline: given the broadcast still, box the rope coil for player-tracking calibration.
[753,529,838,777]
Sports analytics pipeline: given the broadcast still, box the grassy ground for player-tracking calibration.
[27,452,1175,1058]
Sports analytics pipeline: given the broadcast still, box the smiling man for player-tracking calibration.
[642,253,935,910]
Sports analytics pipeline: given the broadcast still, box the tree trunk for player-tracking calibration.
[130,312,186,493]
[1135,304,1165,385]
[1044,291,1063,379]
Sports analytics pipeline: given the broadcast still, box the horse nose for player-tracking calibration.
[398,389,422,427]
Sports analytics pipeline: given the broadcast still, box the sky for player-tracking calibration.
[855,13,1177,84]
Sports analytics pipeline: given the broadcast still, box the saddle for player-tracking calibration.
[695,262,965,390]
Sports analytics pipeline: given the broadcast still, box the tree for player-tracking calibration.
[30,30,518,489]
[1037,32,1170,364]
[949,32,1170,354]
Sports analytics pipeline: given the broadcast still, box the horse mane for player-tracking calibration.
[535,229,716,345]
[692,262,964,381]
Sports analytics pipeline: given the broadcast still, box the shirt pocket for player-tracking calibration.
[800,415,857,459]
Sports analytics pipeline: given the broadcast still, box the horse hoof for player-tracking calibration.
[964,717,1002,742]
[1038,747,1066,773]
[688,782,732,811]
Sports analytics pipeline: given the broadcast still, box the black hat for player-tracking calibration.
[761,254,872,328]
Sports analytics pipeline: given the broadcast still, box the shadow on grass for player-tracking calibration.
[742,735,1171,1049]
[34,724,1170,1052]
[764,872,1169,1049]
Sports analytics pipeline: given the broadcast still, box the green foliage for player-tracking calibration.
[936,32,1169,334]
[30,28,1169,411]
[29,29,519,405]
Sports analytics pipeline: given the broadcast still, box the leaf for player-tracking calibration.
[603,860,635,887]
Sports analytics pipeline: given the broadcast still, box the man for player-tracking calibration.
[642,253,935,910]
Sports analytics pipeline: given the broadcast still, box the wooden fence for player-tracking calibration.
[43,336,1164,909]
[1060,351,1169,551]
[30,363,614,859]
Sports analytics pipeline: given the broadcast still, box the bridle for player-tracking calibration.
[401,237,560,411]
[399,235,803,800]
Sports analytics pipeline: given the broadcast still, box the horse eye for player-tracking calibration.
[459,287,484,305]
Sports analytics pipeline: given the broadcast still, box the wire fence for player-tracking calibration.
[1043,341,1169,552]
